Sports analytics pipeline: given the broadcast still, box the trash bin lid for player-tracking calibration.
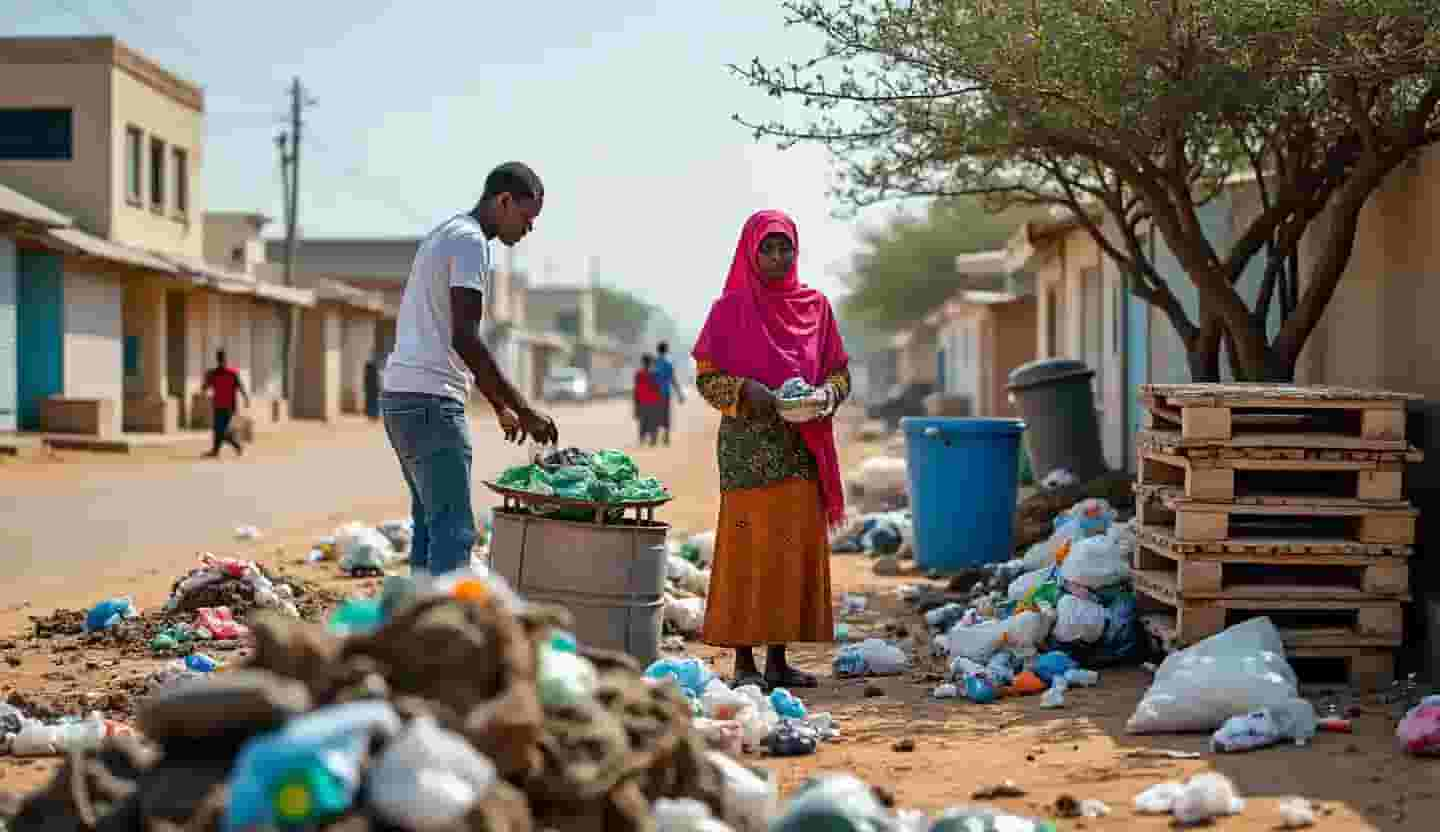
[901,417,1025,438]
[1007,357,1095,391]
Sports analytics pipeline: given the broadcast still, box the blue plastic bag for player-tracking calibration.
[1034,651,1078,685]
[771,688,807,720]
[84,597,136,633]
[643,657,713,698]
[964,673,997,704]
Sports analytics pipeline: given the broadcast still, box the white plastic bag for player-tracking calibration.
[664,596,706,636]
[1021,535,1066,572]
[1053,594,1108,644]
[701,680,750,721]
[1172,773,1246,825]
[667,556,710,596]
[856,639,909,674]
[857,456,908,496]
[1058,535,1130,589]
[1211,701,1317,752]
[336,522,398,572]
[368,716,497,829]
[654,798,735,832]
[1127,617,1302,734]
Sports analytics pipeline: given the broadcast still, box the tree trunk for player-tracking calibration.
[1185,312,1225,382]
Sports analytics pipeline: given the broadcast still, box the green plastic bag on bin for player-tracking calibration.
[590,449,638,482]
[550,465,598,500]
[498,464,556,496]
[588,479,616,503]
[618,476,668,503]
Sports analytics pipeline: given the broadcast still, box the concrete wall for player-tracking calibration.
[340,311,377,413]
[0,237,15,432]
[269,238,419,283]
[295,303,341,421]
[108,59,203,258]
[250,302,286,400]
[528,287,595,340]
[204,214,268,275]
[0,59,113,236]
[991,298,1037,418]
[57,266,123,436]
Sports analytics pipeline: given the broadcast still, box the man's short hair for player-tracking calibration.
[657,341,669,354]
[480,162,543,203]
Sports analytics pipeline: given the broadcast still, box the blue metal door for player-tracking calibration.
[17,250,63,431]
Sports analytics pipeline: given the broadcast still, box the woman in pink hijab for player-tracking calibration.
[692,209,850,689]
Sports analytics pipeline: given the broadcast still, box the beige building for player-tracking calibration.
[0,37,313,440]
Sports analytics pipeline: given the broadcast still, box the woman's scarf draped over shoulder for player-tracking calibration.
[692,209,850,527]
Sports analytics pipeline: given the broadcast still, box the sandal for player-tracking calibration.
[764,667,819,689]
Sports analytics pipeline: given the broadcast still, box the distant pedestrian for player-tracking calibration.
[364,357,381,420]
[382,161,559,578]
[202,350,249,458]
[633,353,662,446]
[651,340,686,446]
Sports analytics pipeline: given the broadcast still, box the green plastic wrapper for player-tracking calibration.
[590,449,639,482]
[617,476,669,503]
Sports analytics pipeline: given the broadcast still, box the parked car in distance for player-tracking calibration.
[542,367,590,402]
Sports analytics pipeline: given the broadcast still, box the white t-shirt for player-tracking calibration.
[382,214,493,403]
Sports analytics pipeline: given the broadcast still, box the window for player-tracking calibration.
[149,136,166,213]
[171,147,189,216]
[0,108,73,160]
[124,127,143,204]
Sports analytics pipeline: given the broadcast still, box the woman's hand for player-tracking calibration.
[742,379,778,421]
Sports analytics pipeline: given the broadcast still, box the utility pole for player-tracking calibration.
[276,77,315,400]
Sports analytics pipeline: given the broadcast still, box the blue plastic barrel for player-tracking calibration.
[902,417,1026,573]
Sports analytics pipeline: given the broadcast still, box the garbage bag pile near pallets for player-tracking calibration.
[1133,383,1424,691]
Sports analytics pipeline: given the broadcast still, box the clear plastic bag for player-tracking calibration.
[1053,594,1108,644]
[1127,617,1301,734]
[1058,535,1129,589]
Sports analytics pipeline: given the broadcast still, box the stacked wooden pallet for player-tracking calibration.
[1134,383,1424,690]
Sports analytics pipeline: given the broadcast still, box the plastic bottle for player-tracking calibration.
[184,654,219,673]
[1063,668,1099,687]
[8,712,129,756]
[367,716,497,829]
[964,673,997,705]
[223,702,400,832]
[1040,677,1068,709]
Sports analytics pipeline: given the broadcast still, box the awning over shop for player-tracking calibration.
[252,281,316,308]
[46,228,179,274]
[0,182,73,228]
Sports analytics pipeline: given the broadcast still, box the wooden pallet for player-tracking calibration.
[1136,430,1423,464]
[1136,484,1417,544]
[1137,449,1407,502]
[1135,570,1405,645]
[1134,539,1410,597]
[1137,525,1413,557]
[1139,613,1397,690]
[1140,384,1418,444]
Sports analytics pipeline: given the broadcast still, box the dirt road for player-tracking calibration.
[1,397,1434,830]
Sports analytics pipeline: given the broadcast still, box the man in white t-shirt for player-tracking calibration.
[382,161,559,577]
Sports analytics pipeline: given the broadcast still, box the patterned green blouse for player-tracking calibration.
[695,359,852,493]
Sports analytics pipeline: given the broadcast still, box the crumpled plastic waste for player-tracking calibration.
[334,522,398,576]
[1033,651,1077,685]
[1040,468,1077,491]
[1040,677,1068,709]
[1278,797,1316,828]
[1396,694,1440,755]
[833,639,909,678]
[165,554,300,618]
[654,798,736,832]
[83,596,139,633]
[924,603,967,634]
[771,775,889,832]
[1128,617,1305,734]
[645,657,716,698]
[366,715,498,829]
[770,689,806,720]
[664,595,707,637]
[195,606,248,640]
[1134,772,1245,824]
[765,719,819,757]
[6,711,134,757]
[930,805,1059,832]
[1211,701,1317,752]
[234,525,262,541]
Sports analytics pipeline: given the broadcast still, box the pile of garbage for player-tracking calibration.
[164,554,304,619]
[497,447,670,510]
[643,657,839,758]
[5,569,781,832]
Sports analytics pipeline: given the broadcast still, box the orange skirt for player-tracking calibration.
[701,477,834,647]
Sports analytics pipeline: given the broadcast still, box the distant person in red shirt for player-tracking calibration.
[202,350,249,458]
[634,353,662,446]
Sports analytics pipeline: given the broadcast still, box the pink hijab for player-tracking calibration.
[692,210,850,527]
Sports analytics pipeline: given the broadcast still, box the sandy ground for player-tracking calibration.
[1,397,1435,829]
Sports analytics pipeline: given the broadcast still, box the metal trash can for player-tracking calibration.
[487,509,667,666]
[1006,358,1106,484]
[902,417,1026,573]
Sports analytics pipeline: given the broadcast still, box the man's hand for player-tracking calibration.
[742,379,777,421]
[496,407,522,443]
[517,407,559,445]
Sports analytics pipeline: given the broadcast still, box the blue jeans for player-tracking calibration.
[381,392,476,577]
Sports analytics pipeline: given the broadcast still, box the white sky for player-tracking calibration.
[10,0,917,334]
